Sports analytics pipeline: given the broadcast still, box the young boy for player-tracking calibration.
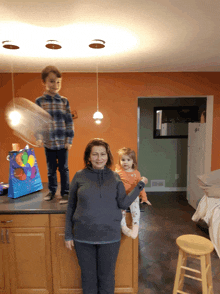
[35,65,74,204]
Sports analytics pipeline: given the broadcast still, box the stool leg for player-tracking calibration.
[206,254,214,294]
[173,249,186,294]
[200,255,208,294]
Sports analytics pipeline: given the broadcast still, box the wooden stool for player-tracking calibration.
[173,234,214,294]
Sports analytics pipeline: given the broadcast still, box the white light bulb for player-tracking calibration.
[93,111,103,120]
[9,111,21,126]
[95,119,101,125]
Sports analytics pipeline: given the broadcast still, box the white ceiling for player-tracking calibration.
[1,0,220,73]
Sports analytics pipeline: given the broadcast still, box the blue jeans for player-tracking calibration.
[44,148,69,196]
[74,241,121,294]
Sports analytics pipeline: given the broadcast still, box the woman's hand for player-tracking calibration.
[65,240,74,250]
[140,177,148,185]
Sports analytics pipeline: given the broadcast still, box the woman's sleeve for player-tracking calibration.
[116,173,145,210]
[65,173,79,240]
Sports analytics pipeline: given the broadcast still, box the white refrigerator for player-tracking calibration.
[187,123,206,209]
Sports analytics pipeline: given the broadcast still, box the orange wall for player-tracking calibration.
[1,72,220,183]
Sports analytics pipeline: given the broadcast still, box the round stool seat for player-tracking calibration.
[176,234,214,256]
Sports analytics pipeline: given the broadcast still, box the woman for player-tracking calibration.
[65,138,148,294]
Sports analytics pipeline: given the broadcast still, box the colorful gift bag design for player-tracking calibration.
[8,147,43,198]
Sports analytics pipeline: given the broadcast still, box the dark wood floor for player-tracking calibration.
[138,192,220,294]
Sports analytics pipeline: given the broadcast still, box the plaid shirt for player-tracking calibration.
[35,93,74,150]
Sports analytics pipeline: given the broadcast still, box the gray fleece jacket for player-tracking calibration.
[65,166,145,243]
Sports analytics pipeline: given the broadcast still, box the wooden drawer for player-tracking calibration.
[0,214,49,227]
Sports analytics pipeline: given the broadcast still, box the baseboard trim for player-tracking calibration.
[145,187,187,192]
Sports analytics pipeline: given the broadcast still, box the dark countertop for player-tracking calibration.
[0,183,67,214]
[0,183,138,215]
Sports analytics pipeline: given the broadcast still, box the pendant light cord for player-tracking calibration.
[11,62,15,108]
[96,64,99,111]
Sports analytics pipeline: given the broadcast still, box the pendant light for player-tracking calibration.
[93,65,103,124]
[3,42,52,147]
[89,39,105,124]
[2,41,21,126]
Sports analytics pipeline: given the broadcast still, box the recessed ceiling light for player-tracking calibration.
[2,40,19,50]
[89,39,105,49]
[45,40,62,50]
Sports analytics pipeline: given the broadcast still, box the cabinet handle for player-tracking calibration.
[0,220,13,224]
[6,229,10,244]
[1,229,5,244]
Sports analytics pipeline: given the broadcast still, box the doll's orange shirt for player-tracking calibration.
[115,165,148,202]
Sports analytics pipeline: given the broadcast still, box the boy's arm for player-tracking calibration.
[34,98,44,143]
[65,99,74,145]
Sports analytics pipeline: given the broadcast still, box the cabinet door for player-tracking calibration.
[7,227,52,294]
[115,225,138,294]
[50,227,82,294]
[0,229,10,294]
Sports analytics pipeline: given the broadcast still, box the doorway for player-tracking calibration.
[137,96,213,192]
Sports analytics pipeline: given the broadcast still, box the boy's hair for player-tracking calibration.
[84,138,114,169]
[117,147,137,169]
[41,65,62,82]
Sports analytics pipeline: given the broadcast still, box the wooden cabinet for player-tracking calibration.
[0,213,138,294]
[0,215,52,294]
[50,213,138,294]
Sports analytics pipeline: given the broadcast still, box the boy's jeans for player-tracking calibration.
[44,147,69,196]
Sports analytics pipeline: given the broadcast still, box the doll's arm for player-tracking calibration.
[130,197,140,225]
[129,197,140,239]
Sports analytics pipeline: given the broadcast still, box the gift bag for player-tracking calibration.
[8,146,43,198]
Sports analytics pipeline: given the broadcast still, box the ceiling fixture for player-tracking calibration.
[89,39,105,124]
[3,42,53,147]
[2,40,19,50]
[89,39,105,49]
[45,40,62,50]
[2,42,20,126]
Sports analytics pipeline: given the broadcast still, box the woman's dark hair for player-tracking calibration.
[117,147,137,169]
[41,65,62,82]
[84,138,113,168]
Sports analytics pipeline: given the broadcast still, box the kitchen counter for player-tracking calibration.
[0,183,66,214]
[0,182,136,214]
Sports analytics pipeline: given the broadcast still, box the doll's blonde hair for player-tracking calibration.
[117,147,137,169]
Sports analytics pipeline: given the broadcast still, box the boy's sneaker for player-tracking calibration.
[59,193,69,204]
[44,192,55,201]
